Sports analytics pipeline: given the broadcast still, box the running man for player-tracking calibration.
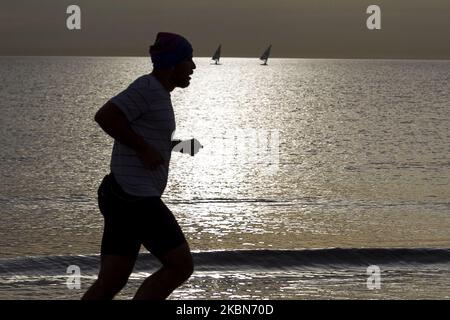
[82,32,201,300]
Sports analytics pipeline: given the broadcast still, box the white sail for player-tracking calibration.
[212,45,221,64]
[259,45,272,65]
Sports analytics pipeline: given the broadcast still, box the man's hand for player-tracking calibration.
[137,145,165,170]
[172,138,203,156]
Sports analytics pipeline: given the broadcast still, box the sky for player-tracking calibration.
[0,0,449,59]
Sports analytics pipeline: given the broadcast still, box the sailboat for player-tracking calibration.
[212,45,221,65]
[259,45,272,65]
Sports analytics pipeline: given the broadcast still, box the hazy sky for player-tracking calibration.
[1,0,449,59]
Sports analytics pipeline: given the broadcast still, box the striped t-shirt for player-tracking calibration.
[108,74,175,197]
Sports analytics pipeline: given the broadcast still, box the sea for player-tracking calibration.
[0,57,449,299]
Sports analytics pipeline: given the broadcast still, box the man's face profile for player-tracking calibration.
[172,57,196,88]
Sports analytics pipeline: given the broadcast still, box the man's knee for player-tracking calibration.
[160,244,194,281]
[166,254,193,281]
[178,257,194,280]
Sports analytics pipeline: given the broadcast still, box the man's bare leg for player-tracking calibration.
[133,242,193,300]
[82,254,136,300]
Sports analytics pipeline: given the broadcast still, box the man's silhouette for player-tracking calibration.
[82,32,199,300]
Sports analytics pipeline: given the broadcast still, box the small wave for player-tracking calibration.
[166,198,283,205]
[1,248,449,276]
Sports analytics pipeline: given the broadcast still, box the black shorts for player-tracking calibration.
[97,173,187,259]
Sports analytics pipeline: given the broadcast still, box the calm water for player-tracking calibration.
[0,57,449,299]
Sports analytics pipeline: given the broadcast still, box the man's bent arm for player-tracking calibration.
[94,102,148,152]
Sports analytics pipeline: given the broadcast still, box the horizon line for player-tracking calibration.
[1,55,449,62]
